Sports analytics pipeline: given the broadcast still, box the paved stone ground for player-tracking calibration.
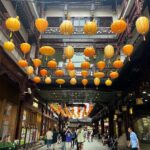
[38,139,109,150]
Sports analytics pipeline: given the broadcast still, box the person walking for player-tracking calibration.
[61,128,66,150]
[46,128,53,150]
[65,128,72,150]
[71,129,76,148]
[76,125,85,150]
[128,127,140,150]
[52,128,59,150]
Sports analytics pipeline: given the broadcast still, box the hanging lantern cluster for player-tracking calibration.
[60,20,74,35]
[84,20,98,35]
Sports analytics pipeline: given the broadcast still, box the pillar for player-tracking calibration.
[109,111,114,137]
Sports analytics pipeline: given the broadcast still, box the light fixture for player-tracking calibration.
[148,93,150,97]
[142,91,147,94]
[144,99,148,102]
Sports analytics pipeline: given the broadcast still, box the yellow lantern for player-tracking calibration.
[39,46,55,56]
[56,79,65,87]
[70,78,77,85]
[35,18,48,32]
[60,20,74,35]
[64,46,74,59]
[26,66,34,75]
[97,61,106,71]
[111,19,127,34]
[84,47,96,57]
[94,72,105,78]
[3,41,15,52]
[136,16,149,40]
[20,43,31,54]
[45,77,52,84]
[104,45,114,59]
[68,70,76,78]
[94,77,100,87]
[5,17,20,31]
[84,21,98,35]
[122,44,134,59]
[81,70,89,78]
[81,79,88,87]
[105,78,112,86]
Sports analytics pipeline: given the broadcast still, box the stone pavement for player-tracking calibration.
[38,139,109,150]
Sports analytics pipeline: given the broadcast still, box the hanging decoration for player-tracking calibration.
[104,44,114,59]
[56,79,65,87]
[97,61,106,71]
[26,66,34,75]
[3,41,15,52]
[70,78,77,85]
[39,46,55,56]
[18,59,28,68]
[5,17,20,32]
[45,77,52,84]
[81,61,90,69]
[94,77,100,88]
[68,70,76,78]
[66,60,75,70]
[81,79,88,87]
[47,60,57,69]
[113,59,123,69]
[111,19,127,34]
[122,44,134,60]
[64,46,74,59]
[94,72,105,78]
[109,71,119,79]
[135,16,149,41]
[35,18,48,32]
[105,78,112,86]
[33,76,41,83]
[55,69,64,77]
[33,59,42,68]
[81,70,89,78]
[84,20,98,35]
[20,43,31,54]
[60,20,74,35]
[40,69,48,77]
[84,46,96,57]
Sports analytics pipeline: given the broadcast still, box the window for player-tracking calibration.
[47,17,63,27]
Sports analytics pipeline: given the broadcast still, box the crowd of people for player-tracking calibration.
[45,125,95,150]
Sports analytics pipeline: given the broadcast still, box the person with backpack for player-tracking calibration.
[65,128,72,150]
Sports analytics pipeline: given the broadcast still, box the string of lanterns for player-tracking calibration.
[3,15,150,88]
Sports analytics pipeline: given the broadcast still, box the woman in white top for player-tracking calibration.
[77,125,85,150]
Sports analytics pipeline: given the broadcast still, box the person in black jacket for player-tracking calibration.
[52,128,59,150]
[61,128,66,150]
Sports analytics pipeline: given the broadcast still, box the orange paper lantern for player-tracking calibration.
[70,78,77,85]
[33,76,41,83]
[47,60,57,69]
[104,45,114,59]
[64,46,74,59]
[26,66,34,75]
[68,70,76,78]
[39,46,55,56]
[81,79,88,87]
[109,71,119,79]
[94,77,100,86]
[97,61,106,71]
[66,61,75,70]
[84,21,98,35]
[81,70,89,78]
[40,69,48,77]
[20,43,31,54]
[111,19,127,34]
[84,47,96,57]
[45,77,52,84]
[94,72,105,78]
[32,59,41,68]
[56,79,65,85]
[35,18,48,32]
[55,70,64,77]
[81,61,90,69]
[3,41,15,52]
[122,44,134,57]
[18,59,28,68]
[113,59,123,69]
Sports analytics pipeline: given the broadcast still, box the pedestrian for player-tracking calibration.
[71,129,76,148]
[61,128,66,150]
[46,128,53,150]
[52,128,59,150]
[76,125,85,150]
[65,128,72,150]
[128,127,140,150]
